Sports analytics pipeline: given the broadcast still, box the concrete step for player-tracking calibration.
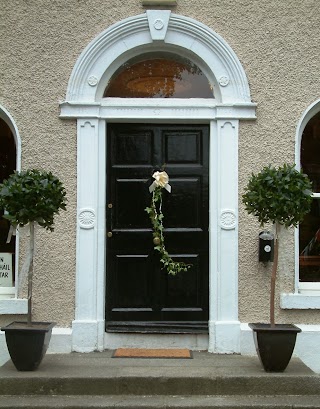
[2,372,320,396]
[1,395,320,409]
[1,351,320,408]
[1,352,320,397]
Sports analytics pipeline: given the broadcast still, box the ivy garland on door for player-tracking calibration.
[145,171,191,276]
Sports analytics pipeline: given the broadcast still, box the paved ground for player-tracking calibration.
[0,350,314,378]
[1,352,320,408]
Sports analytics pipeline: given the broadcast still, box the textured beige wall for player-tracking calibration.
[1,0,320,326]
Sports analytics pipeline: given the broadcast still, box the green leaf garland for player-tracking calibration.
[145,186,191,276]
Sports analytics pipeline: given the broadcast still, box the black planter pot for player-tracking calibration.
[249,323,301,372]
[1,321,55,371]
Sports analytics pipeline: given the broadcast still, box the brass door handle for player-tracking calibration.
[107,231,113,238]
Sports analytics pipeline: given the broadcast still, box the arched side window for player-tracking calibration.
[299,110,320,285]
[104,52,214,98]
[0,117,16,297]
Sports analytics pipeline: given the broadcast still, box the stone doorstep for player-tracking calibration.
[2,375,320,397]
[1,395,320,408]
[1,351,320,399]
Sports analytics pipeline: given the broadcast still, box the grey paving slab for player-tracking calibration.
[0,351,314,378]
[0,351,319,399]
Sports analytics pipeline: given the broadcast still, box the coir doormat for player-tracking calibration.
[112,348,193,359]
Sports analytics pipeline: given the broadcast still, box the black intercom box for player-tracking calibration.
[259,231,274,262]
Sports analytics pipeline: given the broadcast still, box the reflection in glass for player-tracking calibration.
[301,111,320,191]
[300,112,320,282]
[0,118,16,287]
[104,53,213,98]
[300,200,320,282]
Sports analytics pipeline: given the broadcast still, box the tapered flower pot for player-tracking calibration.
[1,321,55,371]
[249,323,301,372]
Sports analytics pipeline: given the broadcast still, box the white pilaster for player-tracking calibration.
[72,119,104,352]
[208,119,240,353]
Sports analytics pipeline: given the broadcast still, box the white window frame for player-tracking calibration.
[0,105,27,314]
[281,99,320,309]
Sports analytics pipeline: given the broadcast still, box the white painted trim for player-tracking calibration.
[208,119,240,353]
[0,298,27,314]
[0,288,15,296]
[104,332,209,351]
[60,100,256,121]
[299,282,320,293]
[281,293,320,309]
[60,11,256,354]
[47,328,73,354]
[0,105,21,172]
[64,12,252,105]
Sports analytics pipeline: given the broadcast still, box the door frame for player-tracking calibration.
[60,10,256,353]
[105,123,210,330]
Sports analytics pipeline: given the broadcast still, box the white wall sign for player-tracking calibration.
[0,253,13,287]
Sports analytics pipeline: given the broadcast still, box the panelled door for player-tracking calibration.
[106,124,209,332]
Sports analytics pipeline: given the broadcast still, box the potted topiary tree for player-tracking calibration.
[242,163,312,372]
[0,169,66,371]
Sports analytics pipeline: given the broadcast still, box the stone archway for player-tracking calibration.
[60,10,256,353]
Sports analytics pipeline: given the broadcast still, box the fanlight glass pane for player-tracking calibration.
[301,111,320,191]
[300,111,320,282]
[104,54,213,98]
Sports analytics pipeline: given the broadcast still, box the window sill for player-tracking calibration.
[0,299,27,315]
[281,293,320,309]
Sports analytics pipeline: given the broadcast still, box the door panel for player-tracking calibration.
[106,124,209,332]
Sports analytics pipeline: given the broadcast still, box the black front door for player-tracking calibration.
[106,124,209,332]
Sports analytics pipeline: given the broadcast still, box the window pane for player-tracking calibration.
[0,118,16,287]
[299,199,320,282]
[104,53,213,98]
[301,111,320,191]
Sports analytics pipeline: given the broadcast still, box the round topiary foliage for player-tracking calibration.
[242,164,312,228]
[0,169,67,231]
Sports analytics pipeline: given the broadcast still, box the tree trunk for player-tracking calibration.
[27,222,35,325]
[270,222,279,327]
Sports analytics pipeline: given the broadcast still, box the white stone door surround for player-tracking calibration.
[60,10,256,353]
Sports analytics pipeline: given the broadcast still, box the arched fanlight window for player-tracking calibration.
[104,53,214,98]
[0,118,16,289]
[299,111,320,282]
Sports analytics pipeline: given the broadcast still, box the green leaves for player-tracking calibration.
[145,186,191,276]
[242,164,312,228]
[0,169,67,231]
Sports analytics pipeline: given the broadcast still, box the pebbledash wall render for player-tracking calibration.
[1,1,320,372]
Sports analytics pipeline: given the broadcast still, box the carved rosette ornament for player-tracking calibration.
[220,210,236,230]
[154,19,164,30]
[78,209,96,229]
[87,75,98,87]
[219,75,230,87]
